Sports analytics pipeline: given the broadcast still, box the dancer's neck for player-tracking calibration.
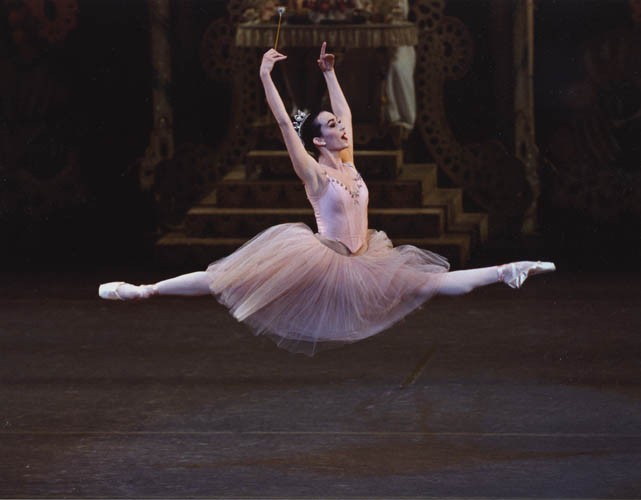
[318,149,343,170]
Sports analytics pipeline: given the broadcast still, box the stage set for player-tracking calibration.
[1,0,640,498]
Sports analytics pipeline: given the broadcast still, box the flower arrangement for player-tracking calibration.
[291,0,361,23]
[296,0,403,24]
[303,0,357,14]
[247,0,400,25]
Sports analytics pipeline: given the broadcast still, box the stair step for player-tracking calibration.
[423,188,463,226]
[156,151,483,269]
[246,149,402,179]
[217,180,308,208]
[184,207,444,239]
[155,231,470,269]
[199,190,217,206]
[403,163,438,192]
[370,163,437,207]
[214,163,439,208]
[370,208,444,238]
[450,212,489,245]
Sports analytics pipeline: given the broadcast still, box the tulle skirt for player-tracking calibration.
[206,223,449,355]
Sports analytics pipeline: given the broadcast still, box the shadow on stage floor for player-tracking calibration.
[1,267,640,499]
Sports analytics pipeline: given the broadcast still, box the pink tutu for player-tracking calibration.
[206,223,449,355]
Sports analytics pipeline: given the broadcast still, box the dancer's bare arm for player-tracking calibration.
[318,42,354,164]
[260,49,324,191]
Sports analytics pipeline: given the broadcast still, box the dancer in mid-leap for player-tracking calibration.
[99,43,555,355]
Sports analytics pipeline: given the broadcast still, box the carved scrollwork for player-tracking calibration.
[200,18,237,80]
[152,0,259,223]
[412,0,445,31]
[413,1,530,225]
[198,2,260,176]
[434,15,473,79]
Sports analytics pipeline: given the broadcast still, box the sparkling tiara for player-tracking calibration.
[292,109,310,138]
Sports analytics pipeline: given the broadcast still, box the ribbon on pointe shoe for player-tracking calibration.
[498,261,556,289]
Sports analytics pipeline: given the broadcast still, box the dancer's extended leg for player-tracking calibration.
[432,261,556,297]
[99,271,211,300]
[435,266,499,296]
[154,271,211,296]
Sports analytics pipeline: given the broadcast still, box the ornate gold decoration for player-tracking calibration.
[199,0,533,232]
[196,0,262,184]
[413,1,530,230]
[235,22,418,48]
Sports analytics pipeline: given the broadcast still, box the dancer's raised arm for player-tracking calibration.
[318,42,353,163]
[260,49,324,191]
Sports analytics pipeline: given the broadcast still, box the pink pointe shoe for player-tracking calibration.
[98,282,157,301]
[498,261,556,289]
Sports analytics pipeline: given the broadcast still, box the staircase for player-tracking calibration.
[155,149,487,268]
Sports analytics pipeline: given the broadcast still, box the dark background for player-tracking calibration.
[1,0,639,270]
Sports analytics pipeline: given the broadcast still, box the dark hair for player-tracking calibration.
[299,111,323,152]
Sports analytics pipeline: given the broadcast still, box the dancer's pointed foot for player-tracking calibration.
[98,282,157,300]
[497,261,556,289]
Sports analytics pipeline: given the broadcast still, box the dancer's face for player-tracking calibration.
[315,111,349,151]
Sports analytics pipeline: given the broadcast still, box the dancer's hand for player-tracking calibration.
[317,41,335,72]
[260,48,287,77]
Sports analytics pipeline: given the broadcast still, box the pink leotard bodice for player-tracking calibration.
[305,163,369,254]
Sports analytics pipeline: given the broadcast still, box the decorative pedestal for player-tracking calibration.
[236,22,418,147]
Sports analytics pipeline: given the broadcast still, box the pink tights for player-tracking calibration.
[113,262,551,300]
[154,271,211,296]
[149,267,500,299]
[433,266,499,297]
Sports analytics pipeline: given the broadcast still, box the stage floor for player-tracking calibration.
[1,268,640,499]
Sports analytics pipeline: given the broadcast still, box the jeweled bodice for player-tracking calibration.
[305,163,369,254]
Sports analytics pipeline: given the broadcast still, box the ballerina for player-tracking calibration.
[99,43,555,355]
